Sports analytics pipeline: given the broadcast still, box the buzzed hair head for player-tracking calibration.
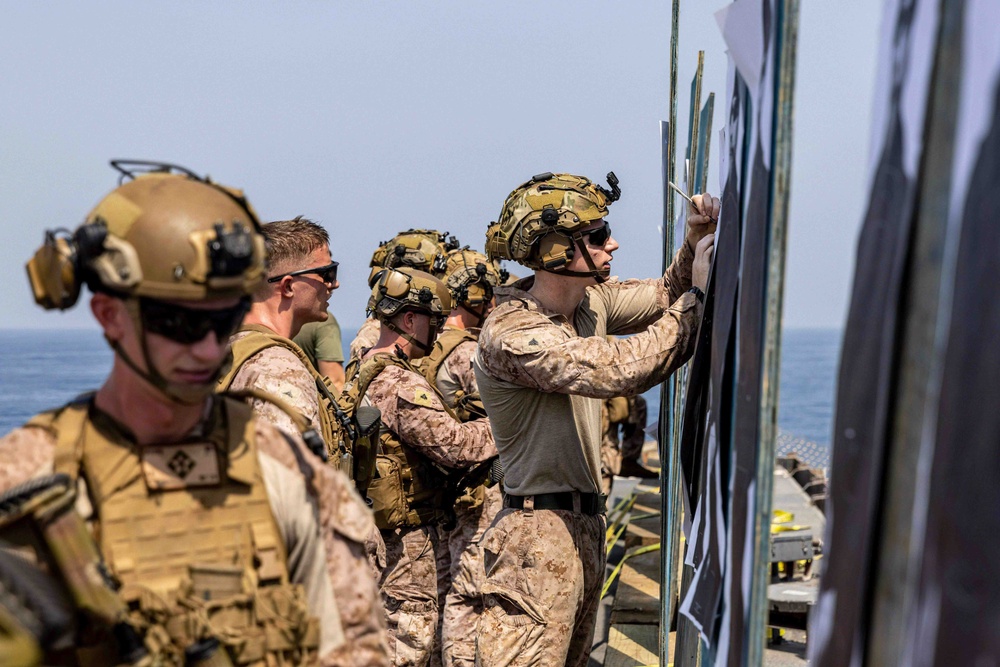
[263,216,330,276]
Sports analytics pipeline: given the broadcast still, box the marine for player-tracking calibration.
[474,171,717,665]
[2,161,348,665]
[600,386,656,495]
[356,267,498,667]
[216,216,390,665]
[418,249,503,667]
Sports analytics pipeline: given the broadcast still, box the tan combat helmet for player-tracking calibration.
[369,228,459,280]
[367,267,453,354]
[25,160,267,404]
[443,248,503,325]
[485,171,620,281]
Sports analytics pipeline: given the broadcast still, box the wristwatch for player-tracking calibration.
[687,286,705,304]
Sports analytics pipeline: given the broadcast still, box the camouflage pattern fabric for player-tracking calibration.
[472,243,701,661]
[349,317,382,363]
[228,330,323,436]
[475,508,606,667]
[436,485,502,667]
[256,426,390,666]
[599,399,624,496]
[428,334,499,667]
[363,362,497,666]
[473,243,699,498]
[224,331,391,665]
[380,526,439,667]
[364,365,496,470]
[434,337,478,408]
[0,414,362,664]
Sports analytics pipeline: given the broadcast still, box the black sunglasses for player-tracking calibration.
[140,297,250,345]
[267,261,339,285]
[580,223,612,247]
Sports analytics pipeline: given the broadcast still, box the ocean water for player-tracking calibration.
[0,327,842,464]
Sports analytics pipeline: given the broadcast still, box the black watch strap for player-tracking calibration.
[687,286,705,304]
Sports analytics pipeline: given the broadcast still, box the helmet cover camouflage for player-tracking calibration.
[443,248,502,309]
[485,172,619,270]
[369,229,459,278]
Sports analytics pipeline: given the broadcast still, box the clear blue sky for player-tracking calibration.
[0,1,879,330]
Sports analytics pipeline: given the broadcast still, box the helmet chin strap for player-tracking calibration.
[463,302,490,328]
[109,299,219,406]
[539,236,610,283]
[381,315,435,355]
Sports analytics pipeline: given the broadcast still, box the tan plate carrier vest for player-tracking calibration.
[27,396,320,666]
[218,325,381,494]
[348,353,461,530]
[218,325,340,448]
[413,328,491,509]
[415,328,486,423]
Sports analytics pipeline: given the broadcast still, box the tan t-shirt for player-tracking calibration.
[474,244,701,497]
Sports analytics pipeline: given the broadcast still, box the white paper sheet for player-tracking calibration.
[947,0,1000,225]
[715,1,765,97]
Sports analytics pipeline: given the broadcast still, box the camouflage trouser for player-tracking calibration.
[380,525,439,667]
[475,505,606,667]
[433,486,502,667]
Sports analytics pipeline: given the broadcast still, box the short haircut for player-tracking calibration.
[262,216,330,276]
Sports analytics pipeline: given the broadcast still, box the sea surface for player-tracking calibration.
[0,327,842,466]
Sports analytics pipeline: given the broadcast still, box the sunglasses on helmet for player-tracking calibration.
[267,261,339,285]
[140,297,250,345]
[579,223,612,247]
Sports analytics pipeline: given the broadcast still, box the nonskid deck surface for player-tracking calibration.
[595,443,818,666]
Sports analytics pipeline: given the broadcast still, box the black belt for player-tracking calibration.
[503,491,607,516]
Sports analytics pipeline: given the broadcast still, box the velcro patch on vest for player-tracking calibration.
[141,442,221,490]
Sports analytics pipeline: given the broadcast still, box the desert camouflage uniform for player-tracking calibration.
[227,332,391,666]
[472,243,701,666]
[0,406,349,663]
[428,335,502,667]
[599,396,628,496]
[363,362,497,667]
[228,330,326,436]
[349,317,382,363]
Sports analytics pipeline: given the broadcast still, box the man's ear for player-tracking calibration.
[400,310,417,334]
[277,276,296,298]
[90,293,127,341]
